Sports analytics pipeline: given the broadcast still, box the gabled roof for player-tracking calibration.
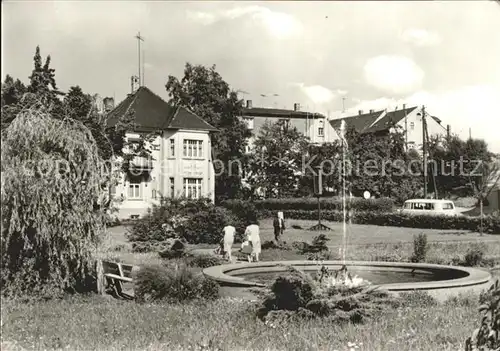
[242,107,326,119]
[329,107,418,134]
[329,110,384,132]
[365,107,418,133]
[106,86,218,132]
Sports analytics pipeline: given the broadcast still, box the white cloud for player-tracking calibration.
[291,83,346,105]
[364,55,425,95]
[400,28,441,46]
[348,84,500,153]
[186,6,302,38]
[186,11,216,25]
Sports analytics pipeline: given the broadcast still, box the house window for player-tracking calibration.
[318,127,324,136]
[183,178,202,199]
[110,185,116,196]
[170,177,175,198]
[183,140,203,158]
[152,189,157,199]
[410,122,415,130]
[127,182,141,199]
[243,117,254,130]
[170,139,175,157]
[152,144,160,151]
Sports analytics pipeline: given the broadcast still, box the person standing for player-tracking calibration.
[273,212,285,242]
[222,225,236,262]
[244,223,261,262]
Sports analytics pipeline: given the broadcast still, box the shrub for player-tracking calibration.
[465,279,500,350]
[258,210,500,234]
[243,197,394,213]
[410,233,428,263]
[185,254,225,268]
[463,244,487,267]
[1,109,105,298]
[261,240,293,251]
[134,264,219,303]
[299,234,330,254]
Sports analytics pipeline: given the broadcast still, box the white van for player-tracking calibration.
[401,199,459,217]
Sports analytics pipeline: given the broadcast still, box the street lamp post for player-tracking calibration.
[309,165,331,231]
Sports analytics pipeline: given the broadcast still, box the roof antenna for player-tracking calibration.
[135,32,144,87]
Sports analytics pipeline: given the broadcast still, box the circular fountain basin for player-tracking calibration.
[203,261,493,301]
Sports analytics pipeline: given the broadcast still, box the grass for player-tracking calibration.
[3,218,499,350]
[0,293,484,351]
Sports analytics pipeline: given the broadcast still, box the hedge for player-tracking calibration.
[222,197,394,213]
[257,210,500,234]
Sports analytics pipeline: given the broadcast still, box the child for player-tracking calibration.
[240,240,253,262]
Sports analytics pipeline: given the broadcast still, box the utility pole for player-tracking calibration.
[404,103,408,152]
[135,32,144,87]
[422,106,428,198]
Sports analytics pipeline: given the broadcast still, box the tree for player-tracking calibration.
[165,63,251,201]
[1,75,27,129]
[345,127,422,202]
[298,141,342,196]
[247,120,310,198]
[27,46,64,110]
[1,107,105,297]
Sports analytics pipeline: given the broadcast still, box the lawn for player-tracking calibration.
[3,218,499,351]
[0,291,489,351]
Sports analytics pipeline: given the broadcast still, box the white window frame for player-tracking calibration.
[183,178,202,199]
[410,122,415,130]
[183,140,203,158]
[127,182,142,200]
[318,127,324,136]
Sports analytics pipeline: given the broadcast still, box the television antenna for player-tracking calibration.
[135,32,144,87]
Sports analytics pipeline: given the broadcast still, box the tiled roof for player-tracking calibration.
[365,107,418,133]
[106,86,217,132]
[242,107,325,119]
[329,110,384,132]
[329,107,418,134]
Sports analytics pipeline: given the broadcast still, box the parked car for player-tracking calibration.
[400,199,460,217]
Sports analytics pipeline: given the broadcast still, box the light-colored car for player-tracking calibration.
[400,199,459,217]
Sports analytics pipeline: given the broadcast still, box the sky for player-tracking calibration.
[3,1,500,152]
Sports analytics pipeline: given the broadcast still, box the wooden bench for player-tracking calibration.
[98,260,136,300]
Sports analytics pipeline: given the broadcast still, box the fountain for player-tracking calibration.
[203,122,492,301]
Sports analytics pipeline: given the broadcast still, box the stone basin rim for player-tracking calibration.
[203,260,492,291]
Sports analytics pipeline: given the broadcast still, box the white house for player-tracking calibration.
[328,106,447,151]
[106,86,217,219]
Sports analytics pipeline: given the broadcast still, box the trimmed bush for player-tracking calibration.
[134,264,219,303]
[411,233,428,263]
[228,197,394,213]
[127,198,244,247]
[185,254,225,268]
[258,210,500,234]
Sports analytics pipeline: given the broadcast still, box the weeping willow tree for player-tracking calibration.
[1,104,107,297]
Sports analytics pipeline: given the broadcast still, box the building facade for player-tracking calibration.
[107,87,217,219]
[240,100,329,153]
[329,106,447,151]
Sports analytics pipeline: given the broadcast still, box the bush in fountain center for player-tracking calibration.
[257,265,400,325]
[262,210,500,234]
[134,263,219,303]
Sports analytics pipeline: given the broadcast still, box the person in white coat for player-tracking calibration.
[244,224,261,262]
[222,225,236,262]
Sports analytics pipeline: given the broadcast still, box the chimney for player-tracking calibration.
[246,100,252,109]
[369,109,374,113]
[103,97,115,112]
[358,110,363,115]
[294,103,301,111]
[403,103,406,110]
